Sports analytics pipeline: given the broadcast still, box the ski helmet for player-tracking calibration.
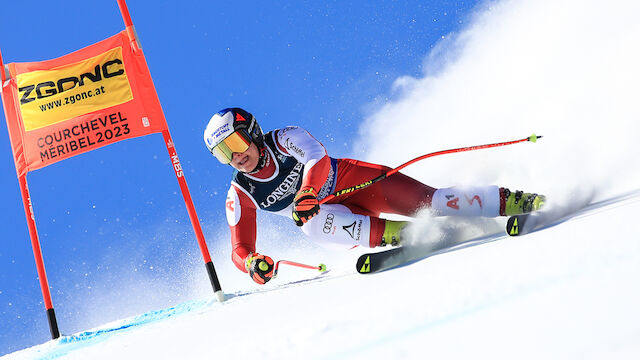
[203,108,264,164]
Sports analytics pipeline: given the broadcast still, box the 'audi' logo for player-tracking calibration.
[323,213,334,233]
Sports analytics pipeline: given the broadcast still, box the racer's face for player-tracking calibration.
[230,142,259,173]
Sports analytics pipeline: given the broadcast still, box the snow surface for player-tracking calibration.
[3,191,640,359]
[4,0,640,358]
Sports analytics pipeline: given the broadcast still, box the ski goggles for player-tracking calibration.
[210,129,252,164]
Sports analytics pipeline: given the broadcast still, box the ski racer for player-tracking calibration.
[203,108,545,284]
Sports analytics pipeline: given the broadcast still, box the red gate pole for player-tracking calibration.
[18,175,61,339]
[1,48,60,339]
[116,0,140,50]
[116,0,224,301]
[162,130,224,302]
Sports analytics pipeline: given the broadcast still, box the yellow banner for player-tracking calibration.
[16,47,133,131]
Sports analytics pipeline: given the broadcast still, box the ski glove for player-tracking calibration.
[246,253,275,285]
[292,187,320,226]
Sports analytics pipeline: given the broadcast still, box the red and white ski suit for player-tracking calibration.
[225,127,502,273]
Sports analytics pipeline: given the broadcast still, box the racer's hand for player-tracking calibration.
[246,253,275,284]
[292,187,320,226]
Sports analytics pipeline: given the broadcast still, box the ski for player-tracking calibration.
[505,210,566,237]
[356,247,407,274]
[506,202,594,237]
[505,213,539,236]
[355,229,507,274]
[360,213,552,274]
[503,192,635,237]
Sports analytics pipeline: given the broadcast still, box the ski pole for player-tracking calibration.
[321,133,542,204]
[273,260,327,278]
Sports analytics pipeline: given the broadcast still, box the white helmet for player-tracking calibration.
[203,108,264,164]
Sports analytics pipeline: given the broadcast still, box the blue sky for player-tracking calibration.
[0,0,481,354]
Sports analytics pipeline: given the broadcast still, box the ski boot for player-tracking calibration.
[380,220,407,247]
[501,188,546,216]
